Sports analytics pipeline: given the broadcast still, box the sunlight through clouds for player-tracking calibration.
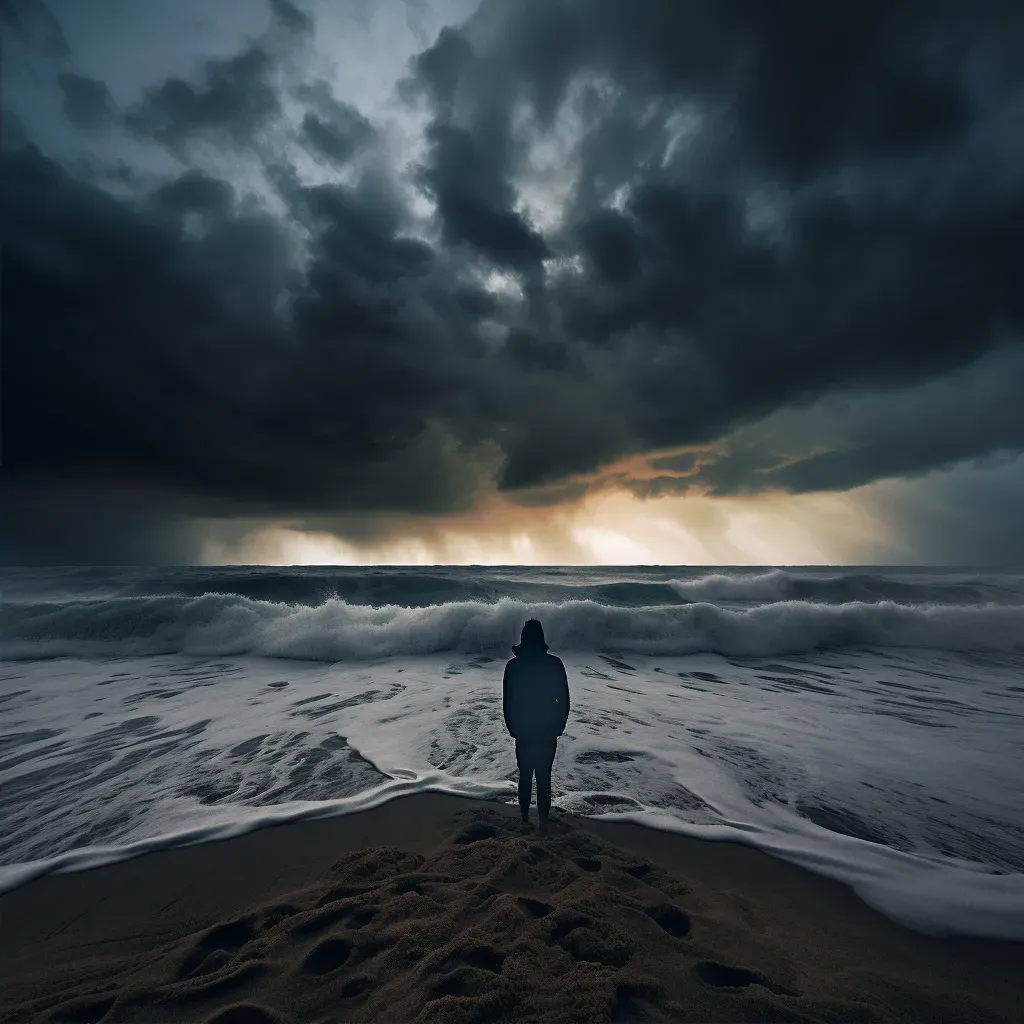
[202,485,898,566]
[4,0,1022,564]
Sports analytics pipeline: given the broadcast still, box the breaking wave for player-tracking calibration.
[4,592,1024,661]
[5,565,1022,609]
[666,568,1023,605]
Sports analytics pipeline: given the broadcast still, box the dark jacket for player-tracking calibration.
[502,643,570,741]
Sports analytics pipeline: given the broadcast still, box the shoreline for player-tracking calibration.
[3,781,1022,942]
[1,793,1020,1022]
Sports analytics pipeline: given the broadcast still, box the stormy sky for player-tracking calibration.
[2,0,1023,565]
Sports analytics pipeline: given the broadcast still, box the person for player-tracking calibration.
[502,619,570,834]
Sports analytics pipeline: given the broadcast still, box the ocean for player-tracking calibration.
[2,565,1023,939]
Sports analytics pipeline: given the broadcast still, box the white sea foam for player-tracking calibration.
[2,566,1023,941]
[4,592,1024,662]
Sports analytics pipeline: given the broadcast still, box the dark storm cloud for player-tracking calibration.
[574,181,1024,461]
[152,170,235,216]
[408,26,552,268]
[4,0,1024,561]
[455,0,980,181]
[648,452,699,475]
[294,81,375,163]
[124,46,281,147]
[267,0,313,36]
[57,72,113,126]
[760,403,1024,497]
[404,26,473,109]
[399,0,1024,493]
[122,0,313,149]
[301,111,363,163]
[1,142,488,527]
[879,456,1024,565]
[0,481,210,565]
[687,344,1024,498]
[417,122,552,268]
[0,0,70,58]
[506,480,592,509]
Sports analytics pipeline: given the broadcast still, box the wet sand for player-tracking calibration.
[0,793,1020,1023]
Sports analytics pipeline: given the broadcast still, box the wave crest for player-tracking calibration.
[4,593,1023,661]
[667,569,1014,605]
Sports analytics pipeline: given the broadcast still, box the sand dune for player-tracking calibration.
[0,795,1020,1022]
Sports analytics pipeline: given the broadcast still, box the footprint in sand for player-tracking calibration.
[560,926,631,967]
[427,965,509,1002]
[302,937,353,976]
[694,960,799,997]
[454,821,498,844]
[645,904,691,938]
[548,913,632,967]
[455,945,505,972]
[517,897,553,918]
[178,917,257,980]
[258,903,299,932]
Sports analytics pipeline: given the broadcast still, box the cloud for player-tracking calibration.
[1,142,495,519]
[125,46,282,147]
[660,342,1024,498]
[57,72,113,126]
[396,0,1024,494]
[418,121,552,268]
[268,0,313,36]
[151,169,236,216]
[295,80,375,163]
[3,0,1024,561]
[121,0,314,150]
[868,456,1024,565]
[0,0,70,58]
[0,480,209,565]
[403,25,474,109]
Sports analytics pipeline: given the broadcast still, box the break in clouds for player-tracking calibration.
[2,0,1024,562]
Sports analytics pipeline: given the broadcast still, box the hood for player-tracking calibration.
[511,640,548,656]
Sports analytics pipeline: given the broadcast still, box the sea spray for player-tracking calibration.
[4,591,1024,661]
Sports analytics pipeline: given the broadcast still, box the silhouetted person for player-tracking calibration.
[502,619,570,834]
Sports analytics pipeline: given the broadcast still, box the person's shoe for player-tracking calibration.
[520,809,529,825]
[537,816,549,836]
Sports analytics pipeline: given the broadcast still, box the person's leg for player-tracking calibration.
[536,737,557,830]
[515,740,534,822]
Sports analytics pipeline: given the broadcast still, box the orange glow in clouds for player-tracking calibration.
[202,485,897,566]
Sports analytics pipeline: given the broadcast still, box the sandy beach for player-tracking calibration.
[0,794,1020,1023]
